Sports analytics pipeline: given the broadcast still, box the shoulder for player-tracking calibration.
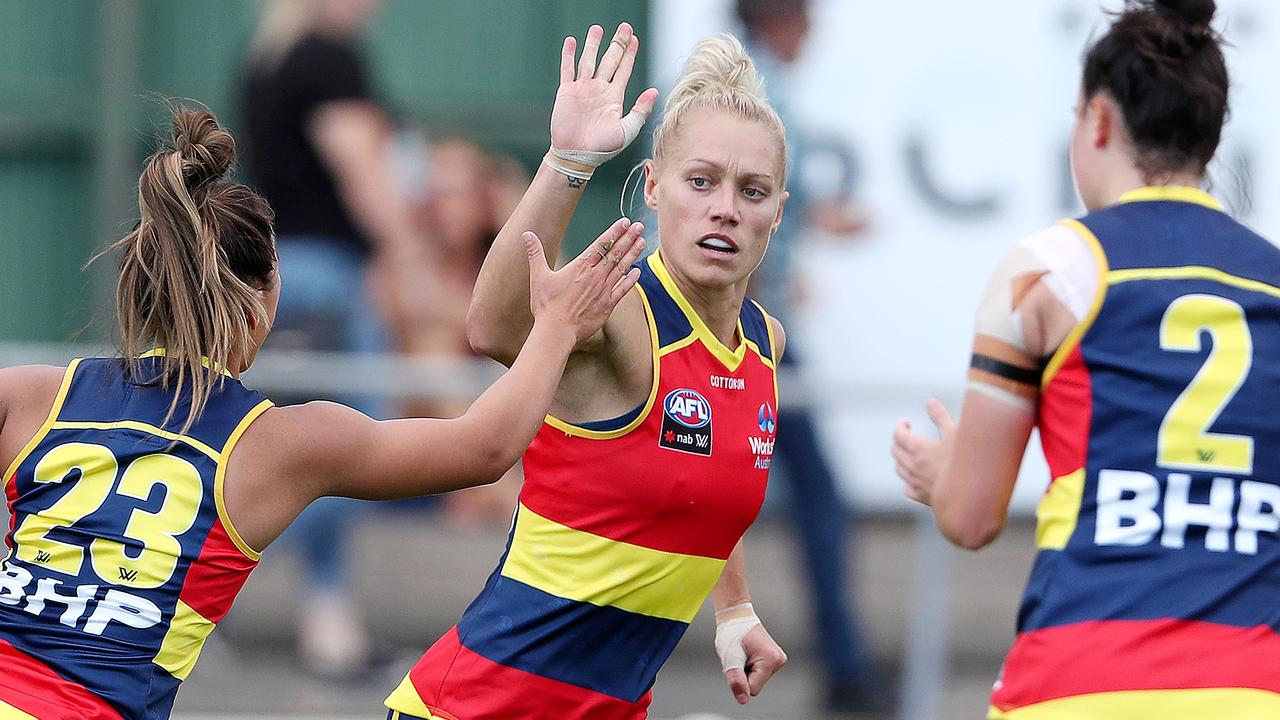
[0,364,72,413]
[769,315,787,361]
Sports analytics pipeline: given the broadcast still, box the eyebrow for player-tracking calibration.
[683,158,776,182]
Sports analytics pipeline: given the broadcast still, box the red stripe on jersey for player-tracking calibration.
[1039,345,1092,480]
[0,637,123,720]
[993,619,1280,712]
[404,627,649,720]
[5,474,18,538]
[176,517,257,623]
[520,348,773,561]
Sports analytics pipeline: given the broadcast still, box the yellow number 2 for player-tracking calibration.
[13,443,117,576]
[12,443,204,588]
[1158,294,1254,474]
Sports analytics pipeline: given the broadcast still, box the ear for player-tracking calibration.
[642,159,659,211]
[771,190,790,236]
[1089,95,1112,150]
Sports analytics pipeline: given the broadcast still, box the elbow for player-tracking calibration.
[935,508,1004,551]
[466,306,517,366]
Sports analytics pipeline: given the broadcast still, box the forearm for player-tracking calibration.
[467,161,587,363]
[458,319,578,467]
[712,540,752,610]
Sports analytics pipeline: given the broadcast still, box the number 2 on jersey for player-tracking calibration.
[1157,294,1254,474]
[12,443,203,589]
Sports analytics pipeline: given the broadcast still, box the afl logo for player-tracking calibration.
[664,389,712,428]
[758,402,776,434]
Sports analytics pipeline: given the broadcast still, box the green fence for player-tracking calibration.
[0,0,649,342]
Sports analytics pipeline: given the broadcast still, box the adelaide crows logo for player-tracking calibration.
[660,388,712,455]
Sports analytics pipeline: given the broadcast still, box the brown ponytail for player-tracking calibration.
[106,107,276,432]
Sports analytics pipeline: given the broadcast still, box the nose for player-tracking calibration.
[708,184,740,226]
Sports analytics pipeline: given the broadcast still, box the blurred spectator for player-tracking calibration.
[239,0,426,679]
[376,139,530,526]
[736,0,887,715]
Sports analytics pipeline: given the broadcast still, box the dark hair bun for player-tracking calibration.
[1155,0,1215,30]
[170,108,235,192]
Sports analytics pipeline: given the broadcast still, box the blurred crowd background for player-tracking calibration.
[1,1,1277,718]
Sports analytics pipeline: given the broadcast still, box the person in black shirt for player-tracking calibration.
[239,0,424,679]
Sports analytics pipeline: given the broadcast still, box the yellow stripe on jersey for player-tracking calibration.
[1116,185,1224,211]
[385,674,440,718]
[48,420,219,461]
[1108,266,1280,300]
[0,701,38,720]
[501,503,726,623]
[990,687,1280,719]
[2,359,81,491]
[1035,469,1085,550]
[214,399,273,561]
[649,252,749,371]
[153,599,216,680]
[1041,220,1109,389]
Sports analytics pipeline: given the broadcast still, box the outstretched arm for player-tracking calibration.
[273,222,645,499]
[467,22,658,365]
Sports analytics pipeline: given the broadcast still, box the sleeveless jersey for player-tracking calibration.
[386,250,780,719]
[990,187,1280,719]
[0,355,272,720]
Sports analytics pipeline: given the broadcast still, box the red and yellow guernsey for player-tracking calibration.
[0,353,271,720]
[386,250,780,719]
[990,188,1280,719]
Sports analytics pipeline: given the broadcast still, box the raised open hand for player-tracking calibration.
[550,23,659,157]
[525,218,646,344]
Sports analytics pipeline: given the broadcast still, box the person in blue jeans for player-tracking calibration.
[737,0,889,713]
[239,0,427,677]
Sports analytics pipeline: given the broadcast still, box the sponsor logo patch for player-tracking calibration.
[660,388,712,455]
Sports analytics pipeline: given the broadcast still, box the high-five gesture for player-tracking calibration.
[550,23,659,166]
[525,218,645,344]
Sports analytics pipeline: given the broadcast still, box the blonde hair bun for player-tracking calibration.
[653,33,787,183]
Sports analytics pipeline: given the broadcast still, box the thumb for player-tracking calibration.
[724,667,751,705]
[926,397,955,434]
[524,231,550,279]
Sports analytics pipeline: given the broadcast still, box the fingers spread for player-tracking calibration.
[559,36,576,84]
[577,24,604,80]
[596,23,633,82]
[723,667,750,705]
[613,34,641,86]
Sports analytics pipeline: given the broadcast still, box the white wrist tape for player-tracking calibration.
[546,108,648,180]
[714,602,761,672]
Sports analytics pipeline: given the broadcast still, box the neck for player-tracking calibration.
[665,263,747,348]
[1097,161,1204,208]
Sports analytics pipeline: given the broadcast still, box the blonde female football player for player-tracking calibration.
[386,22,792,720]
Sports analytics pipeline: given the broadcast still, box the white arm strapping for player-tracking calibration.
[545,109,648,180]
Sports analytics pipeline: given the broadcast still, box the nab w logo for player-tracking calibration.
[118,567,138,583]
[34,551,51,564]
[664,389,711,429]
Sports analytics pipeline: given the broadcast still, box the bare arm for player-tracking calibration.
[303,228,642,499]
[308,101,420,263]
[467,22,658,365]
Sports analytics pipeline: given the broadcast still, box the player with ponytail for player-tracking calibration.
[0,106,641,720]
[893,2,1280,717]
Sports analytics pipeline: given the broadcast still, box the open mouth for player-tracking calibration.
[697,234,739,256]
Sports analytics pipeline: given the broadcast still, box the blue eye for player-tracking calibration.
[690,176,710,189]
[743,187,765,199]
